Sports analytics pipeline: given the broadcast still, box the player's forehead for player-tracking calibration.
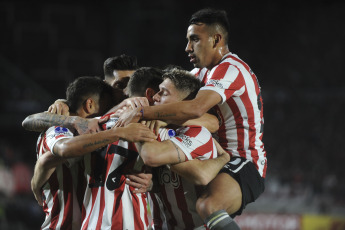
[160,78,176,92]
[186,23,209,37]
[113,70,135,79]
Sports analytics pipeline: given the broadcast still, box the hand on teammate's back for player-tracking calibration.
[48,99,69,116]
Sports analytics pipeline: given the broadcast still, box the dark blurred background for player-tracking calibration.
[1,0,345,229]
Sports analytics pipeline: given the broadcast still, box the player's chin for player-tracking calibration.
[193,62,202,68]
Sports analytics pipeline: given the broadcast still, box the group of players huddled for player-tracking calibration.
[22,8,266,230]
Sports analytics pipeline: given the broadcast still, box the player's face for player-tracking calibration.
[105,70,135,87]
[153,79,183,105]
[185,24,215,69]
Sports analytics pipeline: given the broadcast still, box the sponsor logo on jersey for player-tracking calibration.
[206,79,223,88]
[180,135,193,148]
[159,166,180,188]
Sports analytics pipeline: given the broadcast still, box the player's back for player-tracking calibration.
[37,127,83,230]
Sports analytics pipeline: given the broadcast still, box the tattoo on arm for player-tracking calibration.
[154,112,176,119]
[171,141,182,163]
[82,139,111,149]
[27,113,70,131]
[74,118,90,134]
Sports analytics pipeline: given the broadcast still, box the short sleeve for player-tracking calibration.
[45,126,74,156]
[200,62,245,104]
[169,126,216,161]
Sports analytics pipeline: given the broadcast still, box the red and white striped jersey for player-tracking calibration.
[36,126,84,230]
[191,52,267,178]
[81,116,149,230]
[150,126,216,230]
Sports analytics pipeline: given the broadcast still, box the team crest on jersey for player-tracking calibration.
[206,79,223,88]
[55,127,68,134]
[158,166,180,189]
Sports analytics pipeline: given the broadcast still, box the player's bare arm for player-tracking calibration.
[22,112,105,134]
[182,112,219,133]
[117,90,222,126]
[53,123,156,158]
[170,139,230,186]
[31,151,66,206]
[137,139,186,167]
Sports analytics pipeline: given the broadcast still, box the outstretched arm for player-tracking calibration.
[53,123,156,158]
[22,112,105,134]
[116,90,222,126]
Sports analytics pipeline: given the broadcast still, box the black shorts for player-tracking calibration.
[219,157,265,217]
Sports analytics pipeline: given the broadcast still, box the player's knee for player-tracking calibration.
[197,193,242,220]
[196,196,222,220]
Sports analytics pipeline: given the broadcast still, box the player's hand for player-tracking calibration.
[114,123,156,142]
[125,172,153,194]
[31,180,44,206]
[115,107,142,127]
[48,99,69,116]
[112,105,129,118]
[74,117,109,135]
[213,139,230,162]
[124,97,149,109]
[141,120,168,135]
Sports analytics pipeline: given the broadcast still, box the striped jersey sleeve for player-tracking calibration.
[161,126,217,161]
[45,126,74,155]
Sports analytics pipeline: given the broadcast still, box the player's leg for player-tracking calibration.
[196,173,242,230]
[196,157,265,230]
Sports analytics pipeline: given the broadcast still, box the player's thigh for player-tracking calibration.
[198,173,242,216]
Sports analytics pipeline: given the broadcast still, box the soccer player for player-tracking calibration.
[117,8,266,230]
[135,69,230,229]
[29,76,117,229]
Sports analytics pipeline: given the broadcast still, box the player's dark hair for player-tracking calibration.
[163,64,185,72]
[189,8,230,43]
[103,54,139,78]
[163,69,201,100]
[127,67,164,97]
[66,76,119,114]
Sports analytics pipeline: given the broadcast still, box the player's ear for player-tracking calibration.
[84,98,94,114]
[146,88,156,105]
[213,34,221,47]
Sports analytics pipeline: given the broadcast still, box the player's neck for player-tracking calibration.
[208,47,230,70]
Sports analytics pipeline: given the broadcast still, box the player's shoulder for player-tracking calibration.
[191,67,208,76]
[46,126,71,135]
